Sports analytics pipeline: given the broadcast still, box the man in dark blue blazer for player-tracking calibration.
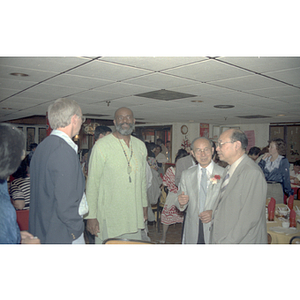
[29,98,86,244]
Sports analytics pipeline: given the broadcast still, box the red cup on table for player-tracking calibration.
[268,210,275,221]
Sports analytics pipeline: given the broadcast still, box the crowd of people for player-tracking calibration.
[0,97,298,244]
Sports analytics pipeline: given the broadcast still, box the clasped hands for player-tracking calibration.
[178,191,212,223]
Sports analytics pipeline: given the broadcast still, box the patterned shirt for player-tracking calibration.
[9,177,30,209]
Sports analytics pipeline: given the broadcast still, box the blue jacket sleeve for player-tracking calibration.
[280,158,293,196]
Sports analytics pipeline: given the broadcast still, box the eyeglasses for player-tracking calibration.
[193,148,211,154]
[216,141,234,148]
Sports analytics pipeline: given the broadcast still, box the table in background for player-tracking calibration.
[267,203,300,244]
[284,185,300,203]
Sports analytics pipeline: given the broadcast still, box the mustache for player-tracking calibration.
[119,122,132,126]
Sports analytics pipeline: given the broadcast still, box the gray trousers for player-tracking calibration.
[267,183,284,204]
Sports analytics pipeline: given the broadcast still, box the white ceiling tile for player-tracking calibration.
[0,64,58,82]
[45,74,114,89]
[70,89,125,104]
[247,86,300,98]
[0,56,93,72]
[123,72,197,89]
[265,68,300,87]
[94,82,155,96]
[100,56,207,71]
[163,59,253,82]
[0,88,20,101]
[0,77,38,91]
[211,74,286,91]
[67,59,152,81]
[216,57,300,73]
[171,83,234,96]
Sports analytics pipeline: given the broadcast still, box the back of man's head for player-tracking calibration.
[230,129,248,151]
[48,98,81,130]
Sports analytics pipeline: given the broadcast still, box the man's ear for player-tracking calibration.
[191,150,195,158]
[71,114,77,125]
[235,140,242,150]
[113,119,116,127]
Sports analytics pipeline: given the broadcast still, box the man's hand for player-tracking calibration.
[143,207,148,222]
[86,218,100,237]
[20,231,40,244]
[178,191,189,208]
[262,153,271,160]
[199,210,212,223]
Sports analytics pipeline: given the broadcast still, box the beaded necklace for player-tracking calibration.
[118,138,133,183]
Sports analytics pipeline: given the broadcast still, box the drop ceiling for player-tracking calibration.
[0,56,300,125]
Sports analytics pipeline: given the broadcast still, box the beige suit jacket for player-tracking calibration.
[176,161,225,244]
[210,155,268,244]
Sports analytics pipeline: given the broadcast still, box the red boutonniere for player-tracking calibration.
[210,174,221,185]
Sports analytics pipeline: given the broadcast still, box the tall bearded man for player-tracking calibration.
[85,107,148,243]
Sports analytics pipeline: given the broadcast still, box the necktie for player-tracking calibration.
[199,168,207,214]
[219,172,230,199]
[197,168,207,244]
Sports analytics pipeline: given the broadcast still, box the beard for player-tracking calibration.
[115,122,135,136]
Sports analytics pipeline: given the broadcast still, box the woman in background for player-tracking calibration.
[160,149,188,243]
[146,142,159,171]
[9,159,30,210]
[258,138,293,203]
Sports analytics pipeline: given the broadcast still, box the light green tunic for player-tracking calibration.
[85,133,147,240]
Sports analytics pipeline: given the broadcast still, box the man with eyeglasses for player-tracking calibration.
[210,129,267,244]
[29,98,87,243]
[176,137,225,244]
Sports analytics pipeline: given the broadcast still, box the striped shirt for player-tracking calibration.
[9,177,30,210]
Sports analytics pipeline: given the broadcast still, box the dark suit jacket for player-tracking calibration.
[29,135,85,244]
[211,155,267,244]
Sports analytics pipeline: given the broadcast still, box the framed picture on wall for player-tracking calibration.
[38,128,47,144]
[26,127,35,151]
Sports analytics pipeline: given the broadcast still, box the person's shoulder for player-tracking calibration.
[182,164,197,175]
[239,155,266,177]
[177,155,192,164]
[212,161,225,172]
[132,135,145,145]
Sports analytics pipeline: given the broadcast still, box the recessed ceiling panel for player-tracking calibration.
[135,89,197,101]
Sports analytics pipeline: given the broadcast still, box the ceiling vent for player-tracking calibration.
[237,115,271,119]
[135,89,197,101]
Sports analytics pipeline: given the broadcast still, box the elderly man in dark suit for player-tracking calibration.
[29,98,87,244]
[210,129,267,244]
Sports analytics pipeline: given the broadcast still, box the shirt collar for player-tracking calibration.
[198,160,214,176]
[228,154,246,177]
[50,129,78,153]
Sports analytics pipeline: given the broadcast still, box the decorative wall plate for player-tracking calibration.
[181,125,188,135]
